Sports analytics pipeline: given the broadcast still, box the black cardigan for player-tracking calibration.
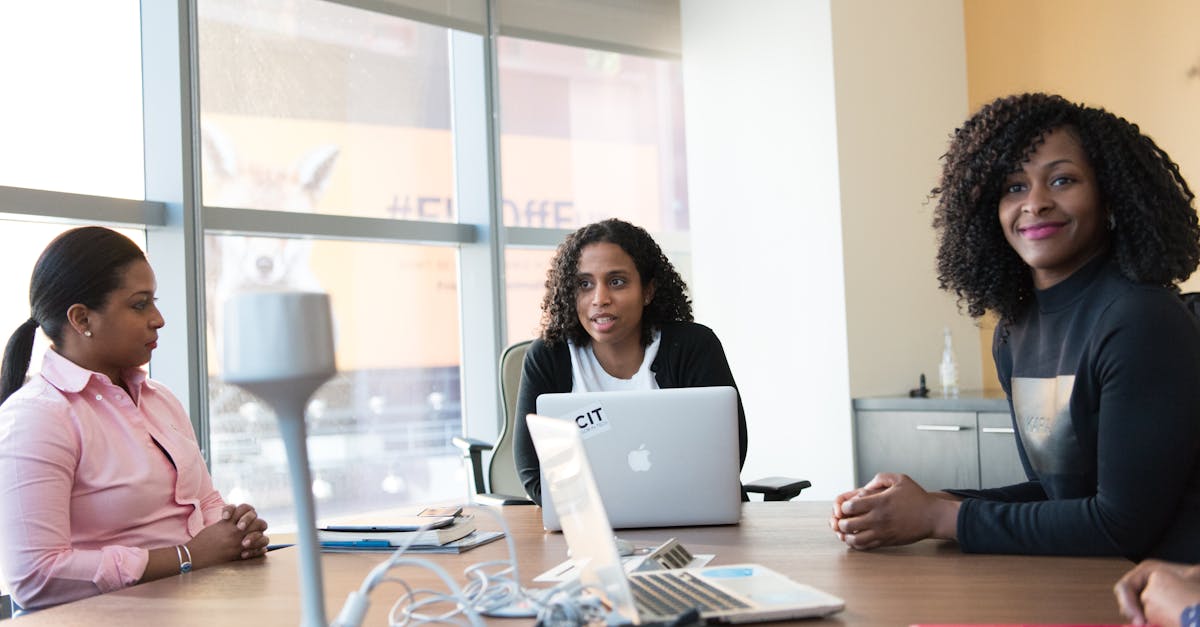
[512,321,749,505]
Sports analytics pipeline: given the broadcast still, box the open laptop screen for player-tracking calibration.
[526,413,639,622]
[535,387,742,530]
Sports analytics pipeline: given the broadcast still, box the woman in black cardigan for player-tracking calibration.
[512,219,747,505]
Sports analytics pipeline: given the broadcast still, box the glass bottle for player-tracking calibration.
[939,327,959,397]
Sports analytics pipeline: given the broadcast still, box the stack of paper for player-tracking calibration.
[317,516,503,553]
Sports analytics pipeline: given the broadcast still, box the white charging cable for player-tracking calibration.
[331,504,547,627]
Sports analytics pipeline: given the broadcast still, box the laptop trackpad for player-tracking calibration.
[700,566,834,607]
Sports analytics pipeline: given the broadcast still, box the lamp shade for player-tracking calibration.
[223,290,336,411]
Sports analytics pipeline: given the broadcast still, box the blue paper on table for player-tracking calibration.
[320,530,505,554]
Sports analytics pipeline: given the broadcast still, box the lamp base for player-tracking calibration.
[277,410,328,627]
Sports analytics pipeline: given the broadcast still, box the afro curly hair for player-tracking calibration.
[538,218,692,347]
[933,92,1200,326]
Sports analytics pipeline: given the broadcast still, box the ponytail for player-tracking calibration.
[1,318,40,405]
[2,226,145,406]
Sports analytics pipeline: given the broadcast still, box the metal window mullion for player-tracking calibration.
[202,206,476,244]
[450,11,506,450]
[140,0,210,461]
[502,226,572,248]
[0,186,167,227]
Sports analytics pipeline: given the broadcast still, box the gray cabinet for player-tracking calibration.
[978,411,1028,487]
[854,410,979,491]
[852,394,1026,491]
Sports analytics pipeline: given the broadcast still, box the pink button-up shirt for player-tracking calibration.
[0,349,225,610]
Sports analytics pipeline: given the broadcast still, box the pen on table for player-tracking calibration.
[266,544,294,552]
[552,562,577,578]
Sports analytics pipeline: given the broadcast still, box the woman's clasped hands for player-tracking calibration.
[829,473,961,550]
[186,503,270,567]
[1114,559,1200,626]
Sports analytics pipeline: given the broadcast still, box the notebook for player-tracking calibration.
[535,386,742,531]
[525,413,845,624]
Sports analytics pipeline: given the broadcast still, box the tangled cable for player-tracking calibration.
[331,504,575,627]
[328,504,651,626]
[533,581,614,627]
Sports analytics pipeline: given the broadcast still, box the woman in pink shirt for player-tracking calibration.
[0,226,270,611]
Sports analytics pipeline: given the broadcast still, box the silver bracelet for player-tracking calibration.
[175,544,193,574]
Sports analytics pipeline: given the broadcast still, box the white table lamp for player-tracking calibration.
[223,290,336,627]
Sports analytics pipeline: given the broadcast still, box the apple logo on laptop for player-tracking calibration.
[627,444,652,472]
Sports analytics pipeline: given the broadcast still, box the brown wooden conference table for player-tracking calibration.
[16,502,1131,626]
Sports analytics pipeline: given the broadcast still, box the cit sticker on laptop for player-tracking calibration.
[564,404,613,440]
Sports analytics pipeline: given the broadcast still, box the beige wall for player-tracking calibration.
[682,0,973,497]
[832,0,981,398]
[964,0,1200,391]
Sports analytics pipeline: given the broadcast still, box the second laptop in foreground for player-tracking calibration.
[526,412,845,624]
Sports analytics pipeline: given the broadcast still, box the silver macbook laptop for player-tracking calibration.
[525,413,845,624]
[535,387,742,531]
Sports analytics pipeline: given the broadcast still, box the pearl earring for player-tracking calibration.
[83,330,92,337]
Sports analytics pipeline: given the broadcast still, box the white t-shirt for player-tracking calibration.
[568,329,662,392]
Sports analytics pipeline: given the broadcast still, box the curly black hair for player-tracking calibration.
[539,218,692,347]
[933,92,1200,325]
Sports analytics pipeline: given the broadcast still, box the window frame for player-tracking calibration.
[1,0,686,479]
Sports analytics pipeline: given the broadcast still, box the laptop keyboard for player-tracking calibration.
[629,571,751,617]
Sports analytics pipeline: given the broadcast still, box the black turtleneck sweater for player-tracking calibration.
[948,255,1200,561]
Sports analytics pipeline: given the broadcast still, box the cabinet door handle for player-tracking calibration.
[915,424,966,432]
[982,427,1015,434]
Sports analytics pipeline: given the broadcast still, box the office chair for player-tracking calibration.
[455,339,811,503]
[743,476,811,501]
[452,340,536,506]
[1182,292,1200,319]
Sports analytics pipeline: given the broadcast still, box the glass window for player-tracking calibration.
[197,0,455,221]
[504,247,555,344]
[0,1,144,199]
[198,0,467,526]
[205,236,465,524]
[0,220,146,375]
[497,37,690,233]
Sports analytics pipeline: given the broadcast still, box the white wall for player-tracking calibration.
[681,0,973,498]
[681,0,854,498]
